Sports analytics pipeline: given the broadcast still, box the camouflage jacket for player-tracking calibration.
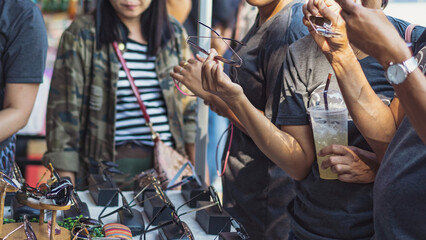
[43,15,196,174]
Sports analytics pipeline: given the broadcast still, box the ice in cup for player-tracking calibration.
[308,89,348,180]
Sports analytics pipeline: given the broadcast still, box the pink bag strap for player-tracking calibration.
[405,23,417,43]
[112,42,157,138]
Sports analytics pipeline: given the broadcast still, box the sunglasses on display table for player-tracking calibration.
[2,215,37,240]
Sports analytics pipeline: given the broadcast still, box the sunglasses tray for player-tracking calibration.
[158,221,191,240]
[195,201,231,235]
[88,174,119,206]
[143,191,173,225]
[181,177,210,208]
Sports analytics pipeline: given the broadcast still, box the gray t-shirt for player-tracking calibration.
[222,1,308,239]
[277,35,376,240]
[276,17,424,240]
[0,0,47,145]
[373,33,426,240]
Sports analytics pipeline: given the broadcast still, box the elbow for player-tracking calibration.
[291,169,310,181]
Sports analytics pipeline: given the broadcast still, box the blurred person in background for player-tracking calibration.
[43,0,196,186]
[0,0,47,177]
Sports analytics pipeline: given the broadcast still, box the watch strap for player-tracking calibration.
[403,56,418,74]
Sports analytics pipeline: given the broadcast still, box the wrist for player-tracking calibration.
[330,48,359,75]
[379,43,412,70]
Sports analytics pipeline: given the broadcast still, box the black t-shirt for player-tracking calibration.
[221,1,308,239]
[0,0,47,144]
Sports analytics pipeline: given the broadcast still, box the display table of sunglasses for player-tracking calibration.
[85,190,227,239]
[0,184,70,240]
[3,190,236,239]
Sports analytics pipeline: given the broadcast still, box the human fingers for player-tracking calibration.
[321,154,352,170]
[315,0,341,26]
[318,144,351,157]
[195,54,206,62]
[330,163,351,175]
[201,50,219,92]
[306,0,320,17]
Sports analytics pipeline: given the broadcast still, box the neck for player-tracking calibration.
[120,17,147,44]
[258,0,290,26]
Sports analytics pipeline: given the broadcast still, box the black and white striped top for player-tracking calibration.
[115,39,173,147]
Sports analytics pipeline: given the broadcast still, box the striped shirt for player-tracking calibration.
[115,39,174,147]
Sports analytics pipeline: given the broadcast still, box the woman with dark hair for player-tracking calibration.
[43,0,196,185]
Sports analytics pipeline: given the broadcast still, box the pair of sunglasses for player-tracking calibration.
[2,215,37,240]
[186,20,246,67]
[141,192,193,240]
[71,217,102,240]
[308,16,342,38]
[175,186,223,217]
[45,178,74,206]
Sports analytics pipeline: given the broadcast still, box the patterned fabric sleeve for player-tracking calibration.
[43,29,85,173]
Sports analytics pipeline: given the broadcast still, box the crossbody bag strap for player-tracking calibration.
[112,42,157,139]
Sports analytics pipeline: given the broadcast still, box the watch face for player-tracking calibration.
[387,64,407,84]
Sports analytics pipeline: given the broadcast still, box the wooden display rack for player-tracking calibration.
[0,183,70,240]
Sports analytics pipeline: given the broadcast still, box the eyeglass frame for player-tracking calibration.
[186,20,246,67]
[308,15,342,38]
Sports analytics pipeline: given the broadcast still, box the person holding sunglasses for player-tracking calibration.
[199,0,425,239]
[304,0,426,239]
[43,0,197,186]
[0,0,47,178]
[172,0,309,239]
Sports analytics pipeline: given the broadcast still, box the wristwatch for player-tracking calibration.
[385,56,418,85]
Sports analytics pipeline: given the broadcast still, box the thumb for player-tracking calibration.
[316,0,341,25]
[205,48,218,62]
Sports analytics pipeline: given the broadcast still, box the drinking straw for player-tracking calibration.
[324,73,332,110]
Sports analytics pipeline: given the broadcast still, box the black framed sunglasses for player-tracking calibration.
[175,186,223,217]
[2,215,37,240]
[186,20,246,67]
[45,178,74,206]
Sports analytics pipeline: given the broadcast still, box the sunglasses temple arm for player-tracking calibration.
[176,190,207,213]
[130,183,151,205]
[178,202,217,218]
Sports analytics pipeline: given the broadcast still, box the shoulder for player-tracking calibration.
[0,0,44,30]
[66,15,96,35]
[288,35,322,58]
[168,15,185,37]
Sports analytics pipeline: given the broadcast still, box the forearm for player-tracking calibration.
[184,143,195,165]
[0,83,39,142]
[204,94,249,135]
[331,50,396,160]
[0,108,31,142]
[222,94,313,180]
[380,44,426,144]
